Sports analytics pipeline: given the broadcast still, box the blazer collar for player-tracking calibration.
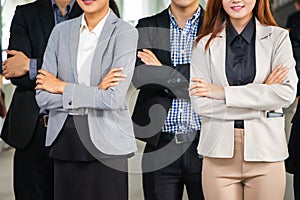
[156,6,205,66]
[157,6,205,33]
[69,11,118,84]
[210,18,275,86]
[91,10,118,85]
[216,18,273,39]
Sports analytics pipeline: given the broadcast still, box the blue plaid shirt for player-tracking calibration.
[162,8,202,134]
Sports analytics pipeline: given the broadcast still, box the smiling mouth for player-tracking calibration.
[83,0,95,5]
[231,5,245,11]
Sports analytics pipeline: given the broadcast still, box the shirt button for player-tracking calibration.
[68,101,72,105]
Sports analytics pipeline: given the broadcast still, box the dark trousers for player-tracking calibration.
[286,121,300,200]
[142,136,204,200]
[13,123,54,200]
[294,174,300,200]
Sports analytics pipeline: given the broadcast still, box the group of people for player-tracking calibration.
[0,0,299,200]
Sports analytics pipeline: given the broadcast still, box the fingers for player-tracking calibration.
[265,65,288,85]
[109,67,123,73]
[137,49,162,65]
[98,68,127,90]
[276,68,288,84]
[189,82,207,90]
[6,50,20,56]
[191,77,207,83]
[37,69,50,76]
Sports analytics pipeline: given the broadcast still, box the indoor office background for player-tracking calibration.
[0,0,297,199]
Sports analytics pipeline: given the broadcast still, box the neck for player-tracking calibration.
[55,0,72,15]
[85,7,109,31]
[230,15,253,34]
[170,3,199,28]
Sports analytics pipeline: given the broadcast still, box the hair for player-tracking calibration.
[196,0,277,50]
[296,0,300,4]
[109,0,120,18]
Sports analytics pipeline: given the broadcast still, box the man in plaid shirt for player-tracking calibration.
[132,1,205,199]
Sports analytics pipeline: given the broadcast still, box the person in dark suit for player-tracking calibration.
[286,23,300,200]
[1,0,82,199]
[286,0,300,29]
[0,43,6,118]
[132,1,205,199]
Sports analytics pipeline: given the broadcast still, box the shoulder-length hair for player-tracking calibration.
[196,0,277,50]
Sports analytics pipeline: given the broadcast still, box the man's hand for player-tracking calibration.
[264,64,288,85]
[35,69,66,94]
[98,67,126,90]
[2,50,30,79]
[190,78,225,100]
[137,49,162,66]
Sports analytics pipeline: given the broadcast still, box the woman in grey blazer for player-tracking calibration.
[189,0,298,199]
[35,0,138,199]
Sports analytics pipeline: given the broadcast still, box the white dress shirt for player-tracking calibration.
[77,10,110,86]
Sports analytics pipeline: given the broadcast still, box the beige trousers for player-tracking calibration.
[202,128,286,200]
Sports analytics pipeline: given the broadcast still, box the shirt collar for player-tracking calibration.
[52,0,76,15]
[80,9,111,37]
[168,6,201,28]
[227,17,255,44]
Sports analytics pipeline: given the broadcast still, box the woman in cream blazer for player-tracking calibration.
[190,0,298,198]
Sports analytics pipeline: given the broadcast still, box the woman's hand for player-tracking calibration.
[35,69,66,94]
[98,67,126,90]
[264,64,288,85]
[190,78,225,100]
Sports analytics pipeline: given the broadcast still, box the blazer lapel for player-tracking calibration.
[68,16,82,83]
[210,30,229,86]
[156,9,172,66]
[90,11,117,85]
[37,0,55,40]
[253,18,273,83]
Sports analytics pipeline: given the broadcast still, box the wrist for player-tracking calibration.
[58,82,67,94]
[26,58,30,72]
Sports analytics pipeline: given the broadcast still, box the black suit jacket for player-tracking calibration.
[286,11,300,29]
[291,24,300,122]
[0,0,82,149]
[286,23,300,173]
[132,7,204,146]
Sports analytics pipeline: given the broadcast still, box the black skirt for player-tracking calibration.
[50,115,129,200]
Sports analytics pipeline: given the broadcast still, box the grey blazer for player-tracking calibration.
[191,19,298,161]
[36,12,138,155]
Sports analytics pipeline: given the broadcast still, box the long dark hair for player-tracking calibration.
[196,0,277,50]
[109,0,120,18]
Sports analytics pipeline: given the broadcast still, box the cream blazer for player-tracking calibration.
[190,19,298,161]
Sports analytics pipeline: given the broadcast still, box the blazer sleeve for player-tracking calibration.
[132,19,190,99]
[35,27,64,110]
[224,30,298,111]
[290,25,300,96]
[62,27,139,110]
[190,41,261,120]
[8,6,42,89]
